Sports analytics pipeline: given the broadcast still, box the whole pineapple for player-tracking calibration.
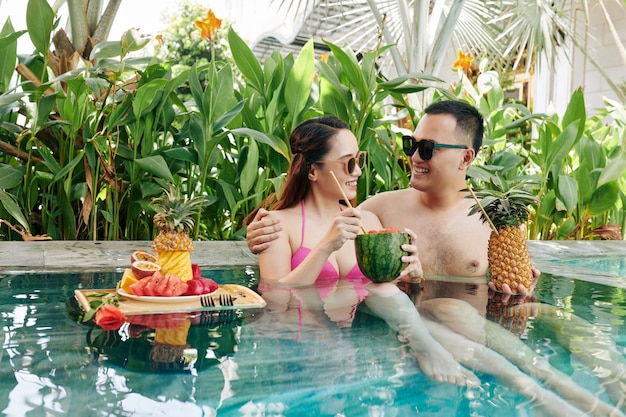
[151,185,206,282]
[468,176,539,294]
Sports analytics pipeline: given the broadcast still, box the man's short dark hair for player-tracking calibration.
[424,100,484,154]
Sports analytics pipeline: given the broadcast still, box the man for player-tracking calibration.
[246,100,531,294]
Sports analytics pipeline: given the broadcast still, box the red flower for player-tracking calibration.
[94,304,127,331]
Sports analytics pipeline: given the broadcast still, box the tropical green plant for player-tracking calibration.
[227,24,449,208]
[2,1,626,243]
[459,68,626,240]
[276,0,626,102]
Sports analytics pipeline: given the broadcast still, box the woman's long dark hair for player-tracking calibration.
[244,115,350,224]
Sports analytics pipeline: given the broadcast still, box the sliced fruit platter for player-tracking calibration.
[119,249,219,300]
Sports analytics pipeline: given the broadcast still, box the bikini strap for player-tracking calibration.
[300,200,306,246]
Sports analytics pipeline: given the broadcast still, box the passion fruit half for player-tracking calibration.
[131,260,161,279]
[130,250,157,264]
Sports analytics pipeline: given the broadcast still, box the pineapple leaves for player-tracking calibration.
[467,174,539,228]
[151,185,208,233]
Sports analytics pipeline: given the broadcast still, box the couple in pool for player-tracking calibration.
[245,100,626,416]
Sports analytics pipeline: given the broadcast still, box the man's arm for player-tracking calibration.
[246,208,283,254]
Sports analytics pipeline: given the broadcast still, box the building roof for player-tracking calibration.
[249,0,399,63]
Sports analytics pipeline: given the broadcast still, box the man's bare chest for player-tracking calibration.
[413,219,488,277]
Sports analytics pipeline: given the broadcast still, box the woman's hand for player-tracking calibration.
[398,228,424,281]
[246,208,282,254]
[319,207,363,253]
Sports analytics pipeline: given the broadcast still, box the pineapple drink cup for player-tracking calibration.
[468,177,539,294]
[151,186,206,282]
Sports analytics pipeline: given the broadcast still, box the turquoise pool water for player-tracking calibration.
[0,267,624,416]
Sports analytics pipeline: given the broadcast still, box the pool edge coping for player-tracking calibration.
[1,240,626,289]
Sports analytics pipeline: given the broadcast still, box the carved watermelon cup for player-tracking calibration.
[355,231,409,282]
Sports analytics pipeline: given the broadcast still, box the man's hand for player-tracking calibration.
[398,228,424,282]
[246,209,282,254]
[487,267,540,304]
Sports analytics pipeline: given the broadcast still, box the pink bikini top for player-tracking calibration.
[290,201,369,300]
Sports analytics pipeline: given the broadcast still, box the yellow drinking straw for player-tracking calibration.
[329,171,368,234]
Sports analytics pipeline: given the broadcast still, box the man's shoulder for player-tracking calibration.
[360,188,413,209]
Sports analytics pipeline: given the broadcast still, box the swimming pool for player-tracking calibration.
[0,261,625,416]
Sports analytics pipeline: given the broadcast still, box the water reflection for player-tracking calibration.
[0,271,624,416]
[87,310,242,373]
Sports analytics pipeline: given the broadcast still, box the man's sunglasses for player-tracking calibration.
[315,151,367,175]
[402,135,468,161]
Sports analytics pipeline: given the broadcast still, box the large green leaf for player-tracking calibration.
[52,151,84,183]
[284,39,314,130]
[534,189,556,234]
[556,218,577,239]
[319,78,351,123]
[135,155,175,182]
[90,41,123,61]
[162,147,198,164]
[0,21,24,94]
[0,164,25,189]
[598,154,626,187]
[212,100,246,133]
[120,29,151,55]
[228,28,264,93]
[543,121,581,175]
[188,63,208,116]
[325,41,369,103]
[588,182,619,215]
[576,134,604,173]
[35,92,57,130]
[132,79,167,119]
[561,87,586,138]
[207,65,237,128]
[0,92,27,107]
[0,191,29,231]
[216,178,238,213]
[37,145,60,175]
[378,73,445,89]
[239,140,259,196]
[230,127,290,160]
[574,165,593,205]
[556,174,578,214]
[26,0,54,56]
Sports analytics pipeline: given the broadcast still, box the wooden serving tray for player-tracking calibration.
[74,284,266,315]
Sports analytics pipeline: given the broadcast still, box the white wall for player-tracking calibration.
[536,1,626,116]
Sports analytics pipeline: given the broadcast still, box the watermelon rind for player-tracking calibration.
[355,232,409,282]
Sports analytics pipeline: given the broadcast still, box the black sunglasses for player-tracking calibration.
[402,136,468,161]
[315,151,367,175]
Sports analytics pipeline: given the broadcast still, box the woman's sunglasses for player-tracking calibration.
[315,151,367,175]
[402,135,468,161]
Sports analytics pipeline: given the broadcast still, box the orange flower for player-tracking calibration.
[452,50,473,71]
[320,53,329,63]
[194,9,222,42]
[95,304,127,331]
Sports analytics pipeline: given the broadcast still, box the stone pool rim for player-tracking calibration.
[1,240,625,289]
